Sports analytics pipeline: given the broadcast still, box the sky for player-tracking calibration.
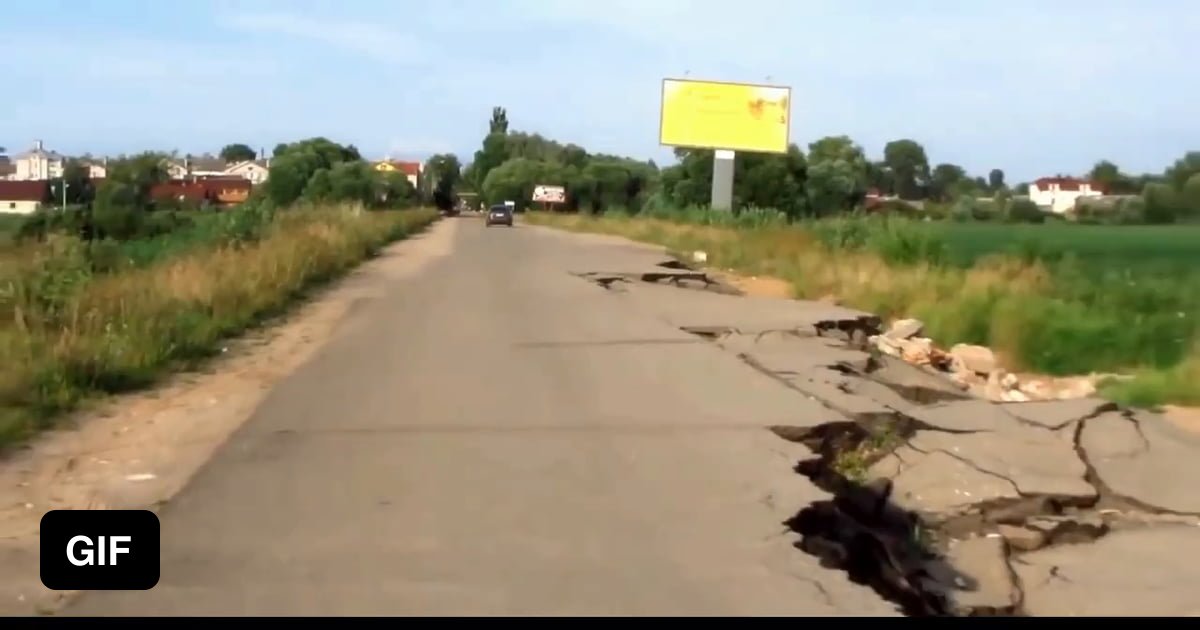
[1,0,1196,181]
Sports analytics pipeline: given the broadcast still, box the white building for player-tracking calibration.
[0,181,49,214]
[164,156,229,179]
[81,158,108,179]
[224,159,271,184]
[12,140,65,180]
[1028,177,1105,214]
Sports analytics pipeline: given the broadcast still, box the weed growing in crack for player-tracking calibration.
[832,423,906,483]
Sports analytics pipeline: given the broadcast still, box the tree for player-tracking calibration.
[805,136,868,215]
[1166,151,1200,191]
[47,160,93,206]
[1142,182,1182,224]
[988,168,1006,192]
[734,146,808,218]
[929,163,968,201]
[882,139,930,200]
[865,161,891,195]
[481,158,554,210]
[1181,172,1200,221]
[662,149,714,208]
[219,143,257,163]
[425,153,462,209]
[471,133,510,190]
[1088,160,1138,195]
[489,107,509,134]
[266,137,363,206]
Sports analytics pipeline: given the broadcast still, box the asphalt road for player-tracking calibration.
[67,218,896,616]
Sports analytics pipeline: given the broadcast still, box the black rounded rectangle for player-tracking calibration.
[40,510,160,591]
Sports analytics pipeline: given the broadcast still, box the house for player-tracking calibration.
[0,180,50,214]
[80,158,108,179]
[164,156,230,180]
[0,156,13,181]
[149,178,251,208]
[372,159,422,188]
[11,140,65,180]
[1029,176,1105,214]
[223,159,271,185]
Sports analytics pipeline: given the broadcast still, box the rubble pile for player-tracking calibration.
[868,319,1111,403]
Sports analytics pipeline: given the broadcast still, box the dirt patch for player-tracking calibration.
[1163,406,1200,435]
[0,219,457,616]
[710,270,795,300]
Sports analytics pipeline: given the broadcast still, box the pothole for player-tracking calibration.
[570,266,743,295]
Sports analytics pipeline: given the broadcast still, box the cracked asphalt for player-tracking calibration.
[64,219,898,616]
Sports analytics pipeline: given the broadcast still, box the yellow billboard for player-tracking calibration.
[659,78,791,154]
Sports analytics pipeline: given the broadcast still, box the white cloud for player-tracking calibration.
[221,12,426,65]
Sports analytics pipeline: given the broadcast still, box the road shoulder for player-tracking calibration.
[0,220,458,616]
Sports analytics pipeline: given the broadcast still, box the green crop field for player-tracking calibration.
[927,222,1200,270]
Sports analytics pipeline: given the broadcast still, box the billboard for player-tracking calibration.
[532,184,566,203]
[659,78,791,154]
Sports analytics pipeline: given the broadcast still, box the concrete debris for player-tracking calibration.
[932,537,1020,615]
[883,318,925,341]
[949,344,998,376]
[862,318,1110,404]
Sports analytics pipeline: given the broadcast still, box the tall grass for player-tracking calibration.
[0,204,438,447]
[527,208,1200,407]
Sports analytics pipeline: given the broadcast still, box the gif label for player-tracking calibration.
[40,510,160,590]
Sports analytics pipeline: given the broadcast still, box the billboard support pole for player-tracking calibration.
[711,149,735,211]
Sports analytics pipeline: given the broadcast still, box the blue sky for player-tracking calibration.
[1,0,1196,181]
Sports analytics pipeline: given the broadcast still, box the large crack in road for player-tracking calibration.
[574,257,1200,617]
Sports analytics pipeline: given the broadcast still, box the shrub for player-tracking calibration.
[1006,198,1045,223]
[0,205,438,447]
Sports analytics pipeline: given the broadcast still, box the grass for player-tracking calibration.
[527,210,1200,408]
[0,204,438,447]
[0,213,23,246]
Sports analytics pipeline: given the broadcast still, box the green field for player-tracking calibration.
[928,222,1200,269]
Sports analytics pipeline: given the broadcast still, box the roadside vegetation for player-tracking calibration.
[528,209,1200,408]
[0,137,439,448]
[451,105,1199,407]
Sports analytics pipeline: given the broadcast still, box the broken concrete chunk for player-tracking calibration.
[949,344,997,375]
[1015,526,1200,616]
[784,374,897,422]
[904,399,1019,433]
[999,398,1116,430]
[865,355,974,405]
[899,338,935,365]
[1000,389,1030,403]
[939,536,1020,615]
[908,430,1096,503]
[870,448,1021,523]
[996,524,1046,552]
[1026,514,1108,545]
[739,339,874,376]
[1081,411,1200,514]
[884,318,925,340]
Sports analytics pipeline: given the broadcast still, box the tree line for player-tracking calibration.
[21,138,422,243]
[443,106,1200,224]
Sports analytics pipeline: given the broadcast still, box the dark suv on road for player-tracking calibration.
[485,204,513,227]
